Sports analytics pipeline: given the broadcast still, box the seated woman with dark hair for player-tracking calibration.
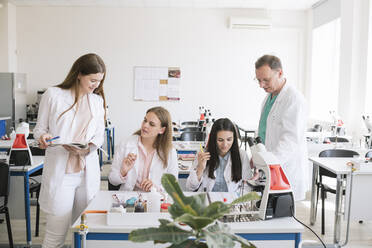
[186,118,253,193]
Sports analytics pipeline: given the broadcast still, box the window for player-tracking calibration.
[310,18,341,120]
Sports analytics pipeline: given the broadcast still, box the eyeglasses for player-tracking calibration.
[254,70,280,85]
[254,77,273,85]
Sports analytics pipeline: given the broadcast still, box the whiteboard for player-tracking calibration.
[134,66,181,101]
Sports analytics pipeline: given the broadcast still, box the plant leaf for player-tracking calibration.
[169,203,187,219]
[162,174,188,205]
[229,192,261,207]
[175,213,214,230]
[227,234,256,248]
[162,174,208,217]
[158,218,172,226]
[202,224,235,248]
[202,201,230,219]
[167,239,208,248]
[189,193,207,215]
[162,174,199,216]
[129,224,193,245]
[203,222,256,248]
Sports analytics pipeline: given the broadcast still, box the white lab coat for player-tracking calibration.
[260,82,309,201]
[34,87,105,214]
[108,135,178,191]
[186,148,252,193]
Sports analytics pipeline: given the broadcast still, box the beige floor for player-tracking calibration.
[1,164,371,247]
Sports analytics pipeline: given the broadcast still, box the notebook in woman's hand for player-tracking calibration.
[49,142,88,149]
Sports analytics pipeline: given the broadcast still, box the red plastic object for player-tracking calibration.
[12,134,28,149]
[200,113,205,121]
[269,164,290,190]
[161,203,171,212]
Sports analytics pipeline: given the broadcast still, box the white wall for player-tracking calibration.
[312,0,340,28]
[310,0,372,138]
[16,6,308,141]
[0,0,17,72]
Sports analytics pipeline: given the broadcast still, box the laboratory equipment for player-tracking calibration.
[16,122,30,139]
[362,115,372,148]
[0,73,27,133]
[8,133,33,166]
[249,137,295,220]
[215,137,295,223]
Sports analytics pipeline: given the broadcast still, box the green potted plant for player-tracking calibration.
[129,174,260,248]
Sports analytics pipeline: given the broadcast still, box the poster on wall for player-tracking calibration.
[134,66,181,101]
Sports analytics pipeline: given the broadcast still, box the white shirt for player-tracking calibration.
[186,148,252,193]
[108,135,178,191]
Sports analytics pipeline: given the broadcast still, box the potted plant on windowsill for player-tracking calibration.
[129,174,260,248]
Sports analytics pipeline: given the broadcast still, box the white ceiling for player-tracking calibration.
[9,0,321,10]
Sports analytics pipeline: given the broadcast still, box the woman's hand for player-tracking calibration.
[38,133,53,149]
[249,159,260,180]
[140,179,153,192]
[120,153,137,177]
[63,145,89,156]
[196,151,210,181]
[251,168,260,180]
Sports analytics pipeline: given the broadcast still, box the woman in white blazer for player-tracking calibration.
[186,118,253,193]
[109,107,178,192]
[34,53,106,248]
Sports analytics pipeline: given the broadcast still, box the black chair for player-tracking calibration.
[325,137,350,143]
[0,162,14,248]
[180,127,200,132]
[308,124,323,132]
[234,124,255,151]
[181,121,198,126]
[108,181,120,191]
[317,149,359,235]
[180,131,204,141]
[365,151,372,158]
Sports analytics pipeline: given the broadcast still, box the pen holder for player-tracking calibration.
[147,192,161,212]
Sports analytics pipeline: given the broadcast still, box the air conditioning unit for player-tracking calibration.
[229,16,272,29]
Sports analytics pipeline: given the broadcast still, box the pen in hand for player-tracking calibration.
[200,143,204,153]
[46,136,60,143]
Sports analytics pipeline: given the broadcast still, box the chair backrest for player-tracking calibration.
[30,146,46,156]
[180,127,200,132]
[234,123,245,141]
[108,181,120,191]
[366,150,372,158]
[181,121,198,127]
[319,149,358,158]
[180,131,204,141]
[0,162,10,198]
[318,149,359,178]
[325,137,350,143]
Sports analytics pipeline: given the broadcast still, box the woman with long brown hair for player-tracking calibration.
[186,118,253,192]
[108,106,178,191]
[34,53,106,247]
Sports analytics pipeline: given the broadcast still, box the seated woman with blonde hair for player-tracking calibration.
[109,106,178,191]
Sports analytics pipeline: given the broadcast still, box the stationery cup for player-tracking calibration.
[147,192,161,212]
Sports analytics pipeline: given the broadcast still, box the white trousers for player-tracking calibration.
[42,171,87,248]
